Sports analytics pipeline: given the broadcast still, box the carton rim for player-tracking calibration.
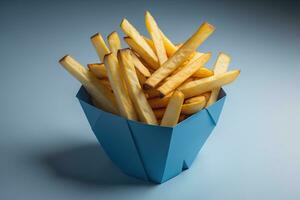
[76,86,226,129]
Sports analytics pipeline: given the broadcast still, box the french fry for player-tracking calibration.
[193,67,214,78]
[91,33,110,62]
[158,53,211,96]
[59,55,118,114]
[98,79,112,91]
[160,91,184,127]
[179,70,240,98]
[143,36,155,52]
[145,11,168,65]
[144,22,215,89]
[178,114,186,122]
[181,96,206,114]
[136,70,147,85]
[104,53,138,120]
[148,92,173,109]
[206,53,231,107]
[185,93,210,104]
[144,88,161,98]
[131,53,151,77]
[124,37,160,69]
[87,63,107,79]
[107,31,122,56]
[159,29,178,57]
[121,19,159,69]
[118,49,158,125]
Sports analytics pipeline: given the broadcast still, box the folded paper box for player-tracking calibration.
[76,86,226,183]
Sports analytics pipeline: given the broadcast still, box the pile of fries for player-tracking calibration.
[59,11,240,127]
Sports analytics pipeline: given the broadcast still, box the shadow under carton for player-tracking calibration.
[76,86,226,184]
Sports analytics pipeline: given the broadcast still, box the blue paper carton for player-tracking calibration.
[76,86,226,183]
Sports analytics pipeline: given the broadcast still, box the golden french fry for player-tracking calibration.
[179,70,240,98]
[185,92,210,104]
[136,70,147,85]
[107,31,122,56]
[143,36,155,52]
[158,53,211,96]
[181,96,206,114]
[124,37,160,69]
[87,63,107,79]
[131,53,151,77]
[145,11,168,65]
[118,49,158,125]
[59,55,118,114]
[193,67,214,78]
[148,92,173,109]
[98,79,112,91]
[160,90,184,127]
[144,88,161,98]
[159,29,178,57]
[206,53,231,107]
[91,33,110,62]
[121,19,159,69]
[144,22,215,89]
[104,53,138,120]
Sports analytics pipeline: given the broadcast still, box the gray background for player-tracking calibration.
[1,0,300,199]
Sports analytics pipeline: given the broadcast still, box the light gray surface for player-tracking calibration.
[1,0,300,199]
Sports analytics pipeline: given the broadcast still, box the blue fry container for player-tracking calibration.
[76,86,226,183]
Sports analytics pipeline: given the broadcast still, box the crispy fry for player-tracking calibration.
[143,36,155,52]
[160,91,184,127]
[59,55,118,114]
[107,31,122,56]
[144,22,215,89]
[131,53,151,77]
[136,70,147,85]
[181,96,206,114]
[118,49,158,125]
[121,19,159,69]
[159,29,178,57]
[158,53,211,96]
[148,92,173,109]
[153,108,165,119]
[87,63,107,79]
[124,37,159,69]
[104,53,138,120]
[145,11,168,65]
[98,79,112,91]
[144,88,161,98]
[179,70,240,98]
[193,67,214,78]
[185,93,210,104]
[91,33,110,62]
[206,53,231,107]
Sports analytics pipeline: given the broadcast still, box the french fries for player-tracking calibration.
[104,53,138,120]
[206,53,231,107]
[59,55,118,114]
[179,70,240,98]
[87,63,107,79]
[121,19,159,69]
[144,22,215,89]
[181,96,206,115]
[91,33,110,62]
[118,49,158,125]
[60,12,240,127]
[160,91,184,127]
[108,32,122,56]
[145,11,168,65]
[158,52,211,96]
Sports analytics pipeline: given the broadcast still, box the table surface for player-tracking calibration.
[1,0,300,199]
